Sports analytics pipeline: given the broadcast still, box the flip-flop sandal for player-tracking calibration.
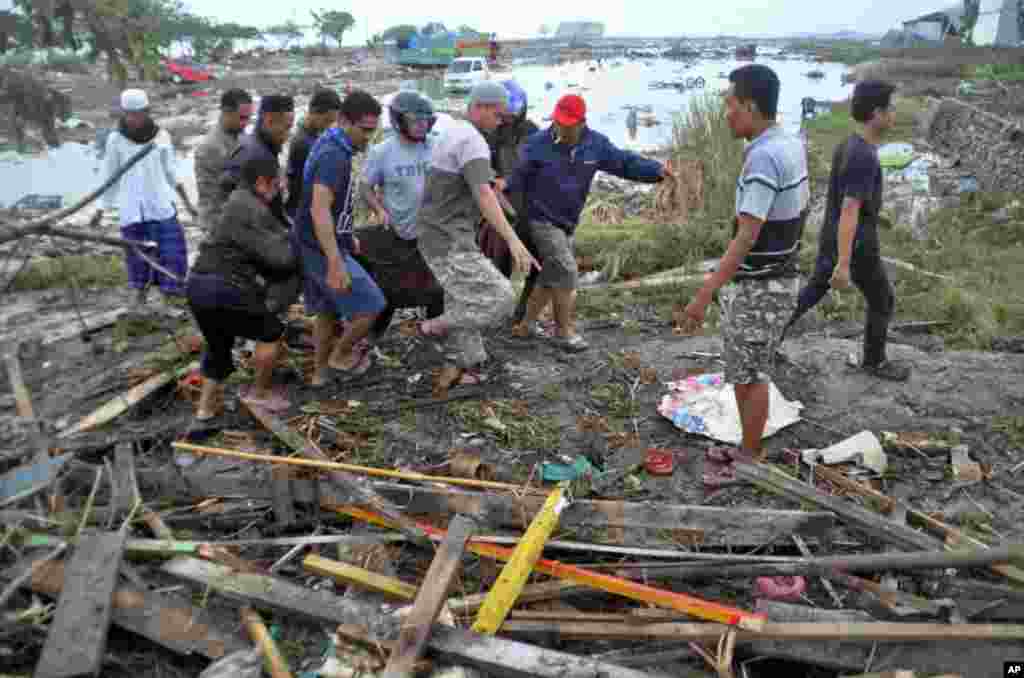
[328,350,373,379]
[418,320,449,338]
[239,385,291,412]
[456,369,488,386]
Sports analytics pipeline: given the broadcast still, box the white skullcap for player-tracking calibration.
[120,89,150,112]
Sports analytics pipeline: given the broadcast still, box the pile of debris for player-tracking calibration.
[2,324,1023,678]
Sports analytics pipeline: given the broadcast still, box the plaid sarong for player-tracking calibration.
[122,214,188,295]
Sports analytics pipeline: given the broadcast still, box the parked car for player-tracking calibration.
[443,57,490,92]
[161,59,213,85]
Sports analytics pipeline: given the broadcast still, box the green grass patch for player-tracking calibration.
[968,64,1024,82]
[447,399,561,451]
[788,40,884,66]
[7,254,125,292]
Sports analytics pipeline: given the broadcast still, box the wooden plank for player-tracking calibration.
[58,360,199,438]
[111,443,139,517]
[35,530,127,678]
[161,557,404,638]
[303,554,418,601]
[240,605,294,678]
[747,601,876,672]
[4,348,50,464]
[270,466,296,528]
[241,401,430,544]
[334,505,767,631]
[427,627,664,678]
[449,580,584,616]
[126,469,835,548]
[497,620,1024,642]
[24,558,242,659]
[733,463,944,552]
[810,464,1024,585]
[382,514,477,678]
[157,555,689,678]
[0,453,71,508]
[632,543,1023,581]
[472,486,566,634]
[368,481,835,548]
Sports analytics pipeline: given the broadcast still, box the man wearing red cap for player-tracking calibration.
[507,93,671,351]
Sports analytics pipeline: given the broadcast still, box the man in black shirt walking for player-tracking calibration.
[286,89,342,218]
[783,80,910,381]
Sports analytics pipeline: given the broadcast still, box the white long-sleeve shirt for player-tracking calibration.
[100,128,180,225]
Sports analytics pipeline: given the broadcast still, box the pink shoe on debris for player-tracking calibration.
[755,576,807,601]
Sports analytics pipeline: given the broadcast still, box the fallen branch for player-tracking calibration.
[0,143,155,245]
[880,256,955,282]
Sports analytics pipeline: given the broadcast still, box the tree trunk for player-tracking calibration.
[57,3,77,50]
[36,14,56,48]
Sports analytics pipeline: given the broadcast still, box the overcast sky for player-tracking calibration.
[184,0,956,42]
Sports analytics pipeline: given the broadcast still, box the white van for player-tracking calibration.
[443,57,490,92]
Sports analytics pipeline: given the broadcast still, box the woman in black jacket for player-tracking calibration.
[187,154,298,418]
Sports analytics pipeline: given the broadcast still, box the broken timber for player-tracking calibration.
[22,558,243,659]
[241,606,294,678]
[631,543,1024,581]
[304,554,418,601]
[124,468,834,548]
[498,620,1024,641]
[35,530,127,678]
[734,463,944,552]
[58,360,199,438]
[161,557,648,678]
[242,401,430,544]
[810,463,1024,585]
[472,485,567,634]
[383,514,477,678]
[334,505,767,630]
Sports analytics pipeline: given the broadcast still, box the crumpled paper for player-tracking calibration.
[657,373,803,445]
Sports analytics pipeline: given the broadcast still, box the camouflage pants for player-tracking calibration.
[422,249,516,368]
[719,276,800,384]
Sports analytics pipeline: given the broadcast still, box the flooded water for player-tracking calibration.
[2,56,850,209]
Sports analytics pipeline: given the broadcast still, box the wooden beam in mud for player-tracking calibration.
[241,401,430,544]
[733,463,944,552]
[498,620,1024,642]
[57,360,199,438]
[35,531,126,678]
[809,463,1024,585]
[23,558,242,660]
[382,514,477,678]
[161,556,648,678]
[126,467,834,548]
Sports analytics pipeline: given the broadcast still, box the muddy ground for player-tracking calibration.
[2,52,1024,678]
[1,274,1023,676]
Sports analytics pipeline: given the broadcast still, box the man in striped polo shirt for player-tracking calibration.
[679,64,808,465]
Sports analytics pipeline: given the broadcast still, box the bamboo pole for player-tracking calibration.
[171,441,544,494]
